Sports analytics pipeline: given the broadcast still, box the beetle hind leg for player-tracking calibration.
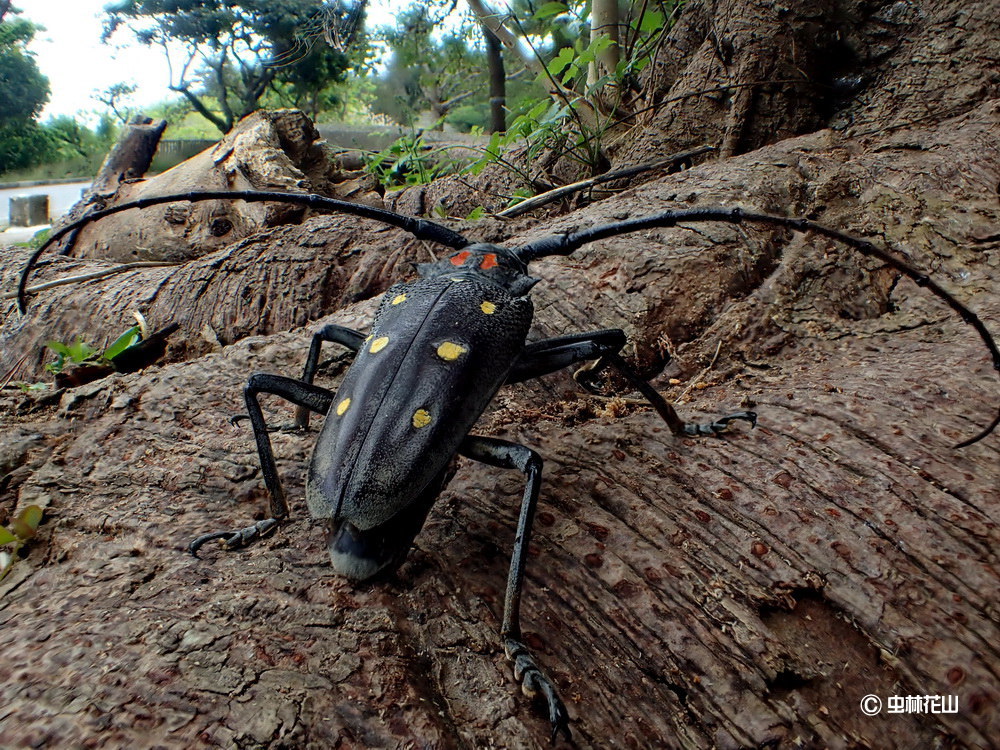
[459,435,571,742]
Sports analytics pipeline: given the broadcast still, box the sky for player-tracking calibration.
[16,0,417,122]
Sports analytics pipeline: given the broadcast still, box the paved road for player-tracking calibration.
[0,181,91,225]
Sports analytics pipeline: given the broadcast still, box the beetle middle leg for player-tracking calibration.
[295,323,366,429]
[459,435,571,743]
[189,374,335,557]
[508,329,756,436]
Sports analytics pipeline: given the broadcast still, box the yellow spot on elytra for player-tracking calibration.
[391,294,406,305]
[436,341,467,361]
[364,334,373,343]
[412,409,432,428]
[370,336,389,353]
[480,301,496,314]
[336,398,351,416]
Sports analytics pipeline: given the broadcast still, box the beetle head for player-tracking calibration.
[417,243,539,296]
[326,498,432,582]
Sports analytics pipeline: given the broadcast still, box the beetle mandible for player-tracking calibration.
[17,191,1000,741]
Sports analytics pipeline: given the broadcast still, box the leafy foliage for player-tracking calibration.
[0,9,53,172]
[44,325,142,375]
[103,0,357,132]
[363,132,457,189]
[466,0,677,187]
[370,2,546,133]
[0,505,43,585]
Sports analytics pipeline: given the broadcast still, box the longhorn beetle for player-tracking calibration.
[17,191,1000,741]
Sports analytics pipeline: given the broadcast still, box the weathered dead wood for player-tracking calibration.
[90,115,167,195]
[0,214,421,380]
[56,109,380,264]
[614,0,842,165]
[615,0,1000,169]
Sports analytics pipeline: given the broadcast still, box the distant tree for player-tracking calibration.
[0,6,53,172]
[264,27,355,121]
[94,82,139,126]
[102,0,359,133]
[372,3,488,129]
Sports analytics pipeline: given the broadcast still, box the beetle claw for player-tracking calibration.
[188,518,280,557]
[683,409,757,436]
[229,414,305,433]
[505,637,571,743]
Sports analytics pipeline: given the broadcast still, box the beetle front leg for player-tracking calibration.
[600,351,756,436]
[509,330,755,437]
[190,373,335,558]
[459,435,570,743]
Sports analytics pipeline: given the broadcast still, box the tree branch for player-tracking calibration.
[497,146,716,218]
[169,84,231,133]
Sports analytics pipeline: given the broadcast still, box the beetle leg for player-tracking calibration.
[510,330,755,437]
[188,519,279,558]
[602,352,756,436]
[459,435,571,743]
[507,328,627,385]
[296,323,366,429]
[189,374,334,557]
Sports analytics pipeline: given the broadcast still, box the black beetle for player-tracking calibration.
[16,191,1000,740]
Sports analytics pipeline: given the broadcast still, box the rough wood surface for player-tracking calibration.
[90,116,167,195]
[56,109,381,265]
[1,1,998,748]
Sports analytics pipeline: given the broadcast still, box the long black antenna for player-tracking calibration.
[16,190,471,314]
[516,207,1000,447]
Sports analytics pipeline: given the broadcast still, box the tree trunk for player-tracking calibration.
[1,1,998,748]
[484,25,506,134]
[587,0,621,90]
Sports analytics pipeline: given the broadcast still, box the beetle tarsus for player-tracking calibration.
[683,410,758,436]
[505,637,571,743]
[229,413,305,433]
[188,518,279,557]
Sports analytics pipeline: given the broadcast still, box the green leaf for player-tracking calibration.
[103,325,141,361]
[638,9,665,33]
[18,505,42,533]
[67,339,98,363]
[547,47,575,77]
[16,382,49,393]
[527,99,549,121]
[45,340,71,356]
[583,35,615,59]
[534,2,568,20]
[10,506,42,540]
[0,527,16,546]
[466,206,486,221]
[44,353,66,375]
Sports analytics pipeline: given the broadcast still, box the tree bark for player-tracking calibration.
[484,26,506,134]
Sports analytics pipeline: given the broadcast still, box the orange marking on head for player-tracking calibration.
[479,253,498,270]
[450,250,472,266]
